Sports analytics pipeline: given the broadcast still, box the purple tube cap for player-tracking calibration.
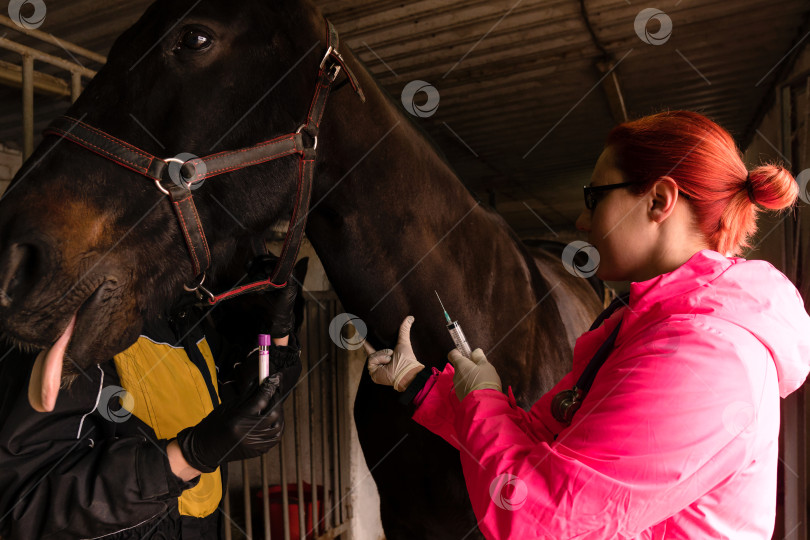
[258,334,272,347]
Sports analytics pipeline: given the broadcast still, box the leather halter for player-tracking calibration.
[42,19,365,306]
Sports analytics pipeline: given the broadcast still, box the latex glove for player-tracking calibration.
[363,316,425,392]
[175,374,285,473]
[447,348,502,401]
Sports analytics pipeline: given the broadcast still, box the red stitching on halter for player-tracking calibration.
[68,117,154,160]
[172,197,201,275]
[42,18,364,306]
[47,126,150,174]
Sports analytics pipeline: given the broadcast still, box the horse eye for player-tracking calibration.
[176,30,212,52]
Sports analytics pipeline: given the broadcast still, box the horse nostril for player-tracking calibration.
[0,243,41,308]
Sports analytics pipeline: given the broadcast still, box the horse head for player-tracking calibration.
[0,0,337,369]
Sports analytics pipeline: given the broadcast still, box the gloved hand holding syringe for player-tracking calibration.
[365,289,502,400]
[365,290,476,390]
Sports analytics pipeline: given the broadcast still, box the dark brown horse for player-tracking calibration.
[0,0,602,537]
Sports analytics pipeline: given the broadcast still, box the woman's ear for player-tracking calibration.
[648,176,680,223]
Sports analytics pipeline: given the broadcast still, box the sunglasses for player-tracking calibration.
[583,182,691,210]
[583,182,635,210]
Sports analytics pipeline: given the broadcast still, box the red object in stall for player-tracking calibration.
[254,482,325,539]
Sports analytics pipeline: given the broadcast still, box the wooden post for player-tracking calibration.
[21,53,33,159]
[71,71,82,103]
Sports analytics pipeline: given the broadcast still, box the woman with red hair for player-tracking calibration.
[367,111,810,538]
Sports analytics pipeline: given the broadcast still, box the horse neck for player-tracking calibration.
[303,61,558,367]
[308,97,481,313]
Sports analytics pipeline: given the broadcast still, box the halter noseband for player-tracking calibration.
[42,19,365,306]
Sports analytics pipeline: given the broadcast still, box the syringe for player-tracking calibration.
[435,291,472,358]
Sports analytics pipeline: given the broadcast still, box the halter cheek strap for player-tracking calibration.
[42,19,364,306]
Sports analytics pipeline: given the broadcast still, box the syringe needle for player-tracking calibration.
[435,290,445,311]
[435,291,451,323]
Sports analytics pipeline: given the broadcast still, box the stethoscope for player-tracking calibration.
[551,293,629,425]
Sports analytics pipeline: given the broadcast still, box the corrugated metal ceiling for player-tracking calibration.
[0,0,807,237]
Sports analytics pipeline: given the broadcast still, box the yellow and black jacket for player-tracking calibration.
[0,306,298,540]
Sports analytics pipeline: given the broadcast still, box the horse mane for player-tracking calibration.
[349,53,481,201]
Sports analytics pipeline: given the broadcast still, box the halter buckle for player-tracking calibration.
[319,45,343,83]
[319,46,334,69]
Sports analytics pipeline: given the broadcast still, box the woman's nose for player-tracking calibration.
[575,208,591,232]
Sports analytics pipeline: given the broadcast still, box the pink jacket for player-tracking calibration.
[413,250,810,539]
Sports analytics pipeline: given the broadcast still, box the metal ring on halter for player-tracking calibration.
[183,273,215,301]
[296,124,318,151]
[183,272,206,293]
[165,157,196,190]
[153,178,170,196]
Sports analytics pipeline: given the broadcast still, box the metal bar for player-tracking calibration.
[242,460,253,539]
[261,454,272,540]
[329,303,340,528]
[307,303,320,537]
[598,65,629,124]
[223,485,233,540]
[70,71,82,102]
[21,53,33,159]
[335,315,347,524]
[796,74,810,170]
[797,74,810,167]
[0,15,107,64]
[778,84,807,540]
[0,37,96,78]
[280,433,291,540]
[329,308,342,527]
[294,377,306,539]
[781,85,793,170]
[319,305,331,532]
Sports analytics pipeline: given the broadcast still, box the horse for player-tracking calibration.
[0,0,602,537]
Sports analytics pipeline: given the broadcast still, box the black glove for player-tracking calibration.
[247,257,309,338]
[175,374,285,473]
[236,341,302,398]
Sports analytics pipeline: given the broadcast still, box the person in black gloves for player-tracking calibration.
[0,257,308,540]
